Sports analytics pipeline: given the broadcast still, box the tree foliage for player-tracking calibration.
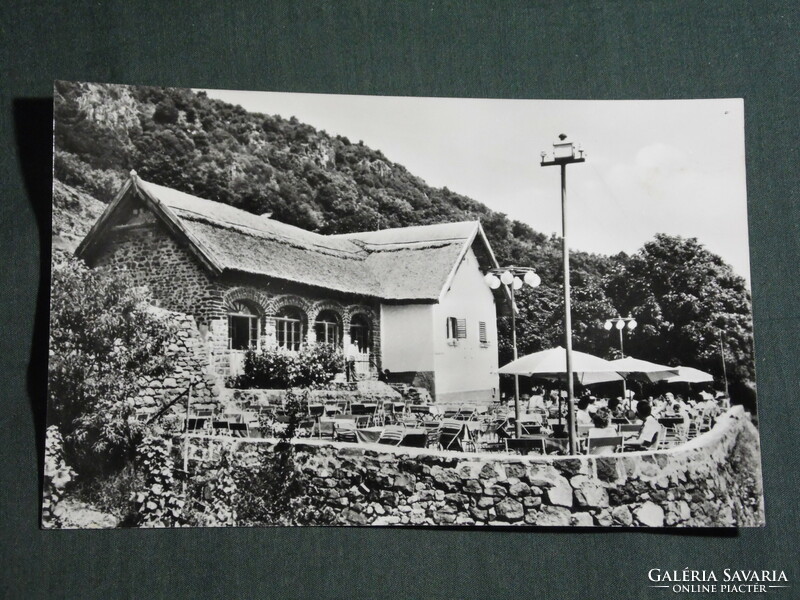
[48,257,178,478]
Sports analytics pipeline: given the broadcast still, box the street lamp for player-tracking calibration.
[604,314,637,406]
[484,266,541,438]
[541,134,586,455]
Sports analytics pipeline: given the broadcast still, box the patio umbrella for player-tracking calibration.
[607,356,680,383]
[498,346,623,385]
[662,366,714,384]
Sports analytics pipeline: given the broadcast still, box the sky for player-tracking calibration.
[202,89,751,284]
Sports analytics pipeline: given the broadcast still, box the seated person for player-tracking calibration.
[588,407,617,437]
[625,400,662,450]
[608,397,627,421]
[575,397,593,426]
[587,407,620,455]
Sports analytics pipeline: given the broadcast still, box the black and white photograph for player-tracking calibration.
[43,81,763,529]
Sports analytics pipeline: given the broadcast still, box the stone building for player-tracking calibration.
[77,172,504,403]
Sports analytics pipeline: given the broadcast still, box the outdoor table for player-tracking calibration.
[658,416,684,427]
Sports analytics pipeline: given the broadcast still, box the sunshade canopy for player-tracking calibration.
[607,357,680,383]
[662,366,714,384]
[498,347,623,384]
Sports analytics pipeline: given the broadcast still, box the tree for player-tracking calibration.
[48,257,177,479]
[603,234,754,385]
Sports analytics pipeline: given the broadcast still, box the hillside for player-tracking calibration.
[51,82,754,389]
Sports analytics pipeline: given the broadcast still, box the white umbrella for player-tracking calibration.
[607,356,680,383]
[499,346,623,385]
[662,366,714,384]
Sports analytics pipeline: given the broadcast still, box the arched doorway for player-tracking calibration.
[348,313,372,378]
[228,300,260,375]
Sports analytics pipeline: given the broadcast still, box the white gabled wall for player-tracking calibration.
[432,247,499,404]
[380,303,436,373]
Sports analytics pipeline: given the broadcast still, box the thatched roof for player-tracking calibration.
[78,173,499,302]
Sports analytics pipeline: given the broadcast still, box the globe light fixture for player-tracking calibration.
[484,273,501,289]
[523,271,541,288]
[602,313,639,409]
[483,265,543,438]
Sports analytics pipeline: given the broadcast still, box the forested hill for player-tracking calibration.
[52,81,755,390]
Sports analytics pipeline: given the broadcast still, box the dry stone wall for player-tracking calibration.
[136,310,220,413]
[233,406,763,527]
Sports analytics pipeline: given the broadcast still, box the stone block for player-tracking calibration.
[571,512,594,527]
[545,475,574,508]
[494,498,524,521]
[508,481,531,498]
[635,501,665,527]
[571,475,609,508]
[535,505,571,526]
[611,505,633,526]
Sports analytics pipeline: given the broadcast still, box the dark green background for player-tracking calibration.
[2,2,798,598]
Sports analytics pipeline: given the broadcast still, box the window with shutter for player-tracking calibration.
[479,321,488,345]
[456,318,467,339]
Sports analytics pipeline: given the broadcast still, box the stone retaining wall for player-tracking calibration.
[136,310,220,412]
[232,406,763,527]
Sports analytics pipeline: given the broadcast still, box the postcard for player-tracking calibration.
[43,82,763,528]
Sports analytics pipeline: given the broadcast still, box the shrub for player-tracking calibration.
[131,437,186,527]
[48,257,178,480]
[231,389,334,525]
[42,426,76,528]
[235,344,344,389]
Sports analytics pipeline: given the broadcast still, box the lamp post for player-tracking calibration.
[484,266,541,438]
[604,314,638,406]
[541,134,585,455]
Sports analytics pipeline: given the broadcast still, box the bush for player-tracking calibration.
[48,257,178,480]
[234,344,344,389]
[131,437,186,527]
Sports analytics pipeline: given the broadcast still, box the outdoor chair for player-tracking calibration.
[377,425,406,446]
[585,435,623,455]
[425,427,442,450]
[307,403,325,419]
[333,420,359,443]
[211,419,230,435]
[504,437,546,455]
[617,423,640,436]
[185,417,209,432]
[228,421,249,437]
[438,419,476,452]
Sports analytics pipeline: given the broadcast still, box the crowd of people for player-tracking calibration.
[497,387,729,453]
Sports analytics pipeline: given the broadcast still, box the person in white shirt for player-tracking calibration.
[575,397,593,426]
[629,400,661,449]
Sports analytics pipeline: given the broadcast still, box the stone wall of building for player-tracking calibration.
[227,406,763,527]
[135,310,220,416]
[90,219,383,381]
[93,220,225,323]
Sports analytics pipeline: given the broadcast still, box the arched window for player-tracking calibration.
[228,300,259,350]
[275,306,306,351]
[349,314,371,354]
[314,310,342,346]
